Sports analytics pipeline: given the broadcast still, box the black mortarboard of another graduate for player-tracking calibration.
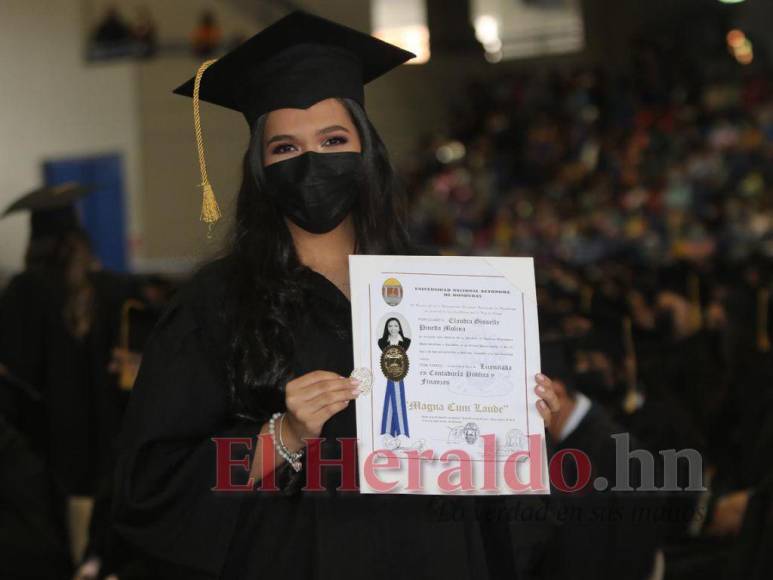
[656,261,709,301]
[656,261,709,331]
[582,261,631,327]
[656,263,688,296]
[541,272,582,315]
[540,339,577,395]
[627,264,658,305]
[577,321,627,366]
[573,322,630,408]
[173,10,416,128]
[2,182,92,240]
[742,251,773,286]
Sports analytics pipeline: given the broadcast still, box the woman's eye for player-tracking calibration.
[322,136,348,147]
[271,143,297,155]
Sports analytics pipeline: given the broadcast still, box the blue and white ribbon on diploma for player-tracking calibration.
[381,378,410,437]
[379,344,410,438]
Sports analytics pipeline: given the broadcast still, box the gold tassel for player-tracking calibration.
[200,181,221,224]
[193,59,221,227]
[758,288,771,352]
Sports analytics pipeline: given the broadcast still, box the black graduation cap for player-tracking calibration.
[2,182,92,239]
[657,262,691,298]
[540,339,576,394]
[657,261,705,329]
[172,11,415,226]
[577,322,627,365]
[174,10,415,125]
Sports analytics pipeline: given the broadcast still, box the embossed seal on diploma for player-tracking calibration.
[350,367,373,395]
[380,345,409,381]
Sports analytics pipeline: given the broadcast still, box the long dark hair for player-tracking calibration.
[381,317,405,343]
[224,98,413,419]
[26,228,95,339]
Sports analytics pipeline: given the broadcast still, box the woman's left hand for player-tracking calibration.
[535,373,560,426]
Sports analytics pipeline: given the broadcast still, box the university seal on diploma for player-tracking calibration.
[380,345,409,381]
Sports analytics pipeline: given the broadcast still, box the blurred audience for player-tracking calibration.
[132,6,158,59]
[88,5,158,61]
[191,10,223,59]
[405,36,772,580]
[91,6,133,48]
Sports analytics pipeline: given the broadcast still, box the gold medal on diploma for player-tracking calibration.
[380,345,409,381]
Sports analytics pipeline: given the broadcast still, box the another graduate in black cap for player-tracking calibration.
[0,182,128,494]
[0,182,132,575]
[112,11,560,579]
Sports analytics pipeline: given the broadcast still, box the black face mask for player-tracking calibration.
[262,151,366,234]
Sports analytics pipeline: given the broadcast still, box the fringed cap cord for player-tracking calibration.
[193,59,222,227]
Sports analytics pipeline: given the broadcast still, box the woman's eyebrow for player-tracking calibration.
[317,125,350,136]
[265,125,349,146]
[265,133,295,146]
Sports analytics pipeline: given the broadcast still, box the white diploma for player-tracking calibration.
[349,255,549,495]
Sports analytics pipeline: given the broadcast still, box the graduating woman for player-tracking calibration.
[0,184,130,577]
[112,12,559,580]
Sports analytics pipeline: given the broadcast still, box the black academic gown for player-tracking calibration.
[723,473,773,580]
[0,398,72,578]
[544,403,661,580]
[113,258,490,580]
[617,393,703,543]
[0,268,127,496]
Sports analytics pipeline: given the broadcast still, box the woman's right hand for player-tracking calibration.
[282,370,360,451]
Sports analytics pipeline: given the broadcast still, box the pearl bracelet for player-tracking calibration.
[268,412,304,472]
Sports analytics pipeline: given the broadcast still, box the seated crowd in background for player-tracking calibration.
[87,4,236,61]
[404,38,772,580]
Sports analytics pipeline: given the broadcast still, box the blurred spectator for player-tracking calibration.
[132,6,158,59]
[91,5,132,47]
[404,26,773,579]
[88,5,157,61]
[191,10,222,58]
